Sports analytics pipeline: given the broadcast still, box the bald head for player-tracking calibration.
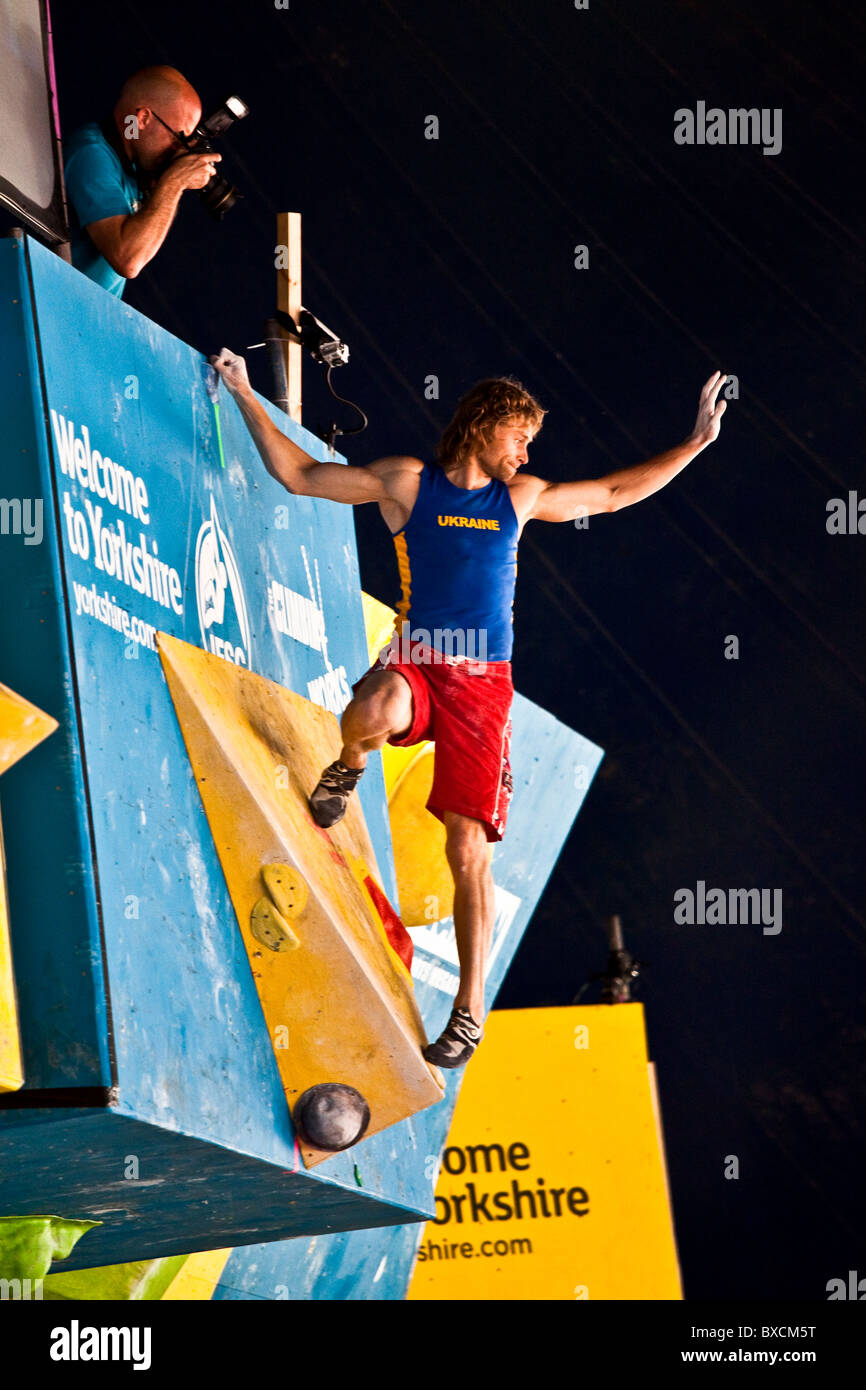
[118,65,199,117]
[114,66,202,174]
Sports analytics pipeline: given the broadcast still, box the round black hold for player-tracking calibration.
[293,1083,371,1152]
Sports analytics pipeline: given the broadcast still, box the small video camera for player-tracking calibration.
[297,309,350,368]
[178,96,249,219]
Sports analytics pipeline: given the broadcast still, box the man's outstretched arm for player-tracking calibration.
[525,371,728,523]
[210,348,401,503]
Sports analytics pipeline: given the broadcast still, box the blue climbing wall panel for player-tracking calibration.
[0,235,603,1275]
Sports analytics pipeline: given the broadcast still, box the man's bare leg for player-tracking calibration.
[422,811,494,1068]
[308,671,412,827]
[445,812,495,1023]
[339,670,413,768]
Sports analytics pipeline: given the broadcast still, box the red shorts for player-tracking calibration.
[351,643,514,842]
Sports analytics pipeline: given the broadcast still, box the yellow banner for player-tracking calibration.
[408,1004,681,1300]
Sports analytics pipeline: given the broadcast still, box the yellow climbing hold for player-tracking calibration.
[263,863,308,920]
[250,897,299,953]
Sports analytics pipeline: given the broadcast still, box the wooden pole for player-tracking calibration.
[276,212,302,423]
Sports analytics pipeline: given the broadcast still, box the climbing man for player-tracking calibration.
[210,350,728,1067]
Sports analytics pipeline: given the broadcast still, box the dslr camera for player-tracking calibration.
[175,96,249,219]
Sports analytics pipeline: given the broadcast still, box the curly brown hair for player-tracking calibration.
[435,377,546,467]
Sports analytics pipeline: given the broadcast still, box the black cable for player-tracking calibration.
[323,364,368,448]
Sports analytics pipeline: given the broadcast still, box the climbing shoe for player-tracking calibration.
[308,758,365,828]
[422,1007,484,1069]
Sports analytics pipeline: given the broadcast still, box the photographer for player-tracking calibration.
[64,65,220,297]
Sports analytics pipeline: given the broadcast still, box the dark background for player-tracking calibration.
[36,0,866,1298]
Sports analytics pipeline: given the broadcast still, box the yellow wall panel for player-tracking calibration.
[162,1248,233,1300]
[0,681,57,775]
[156,632,444,1166]
[408,1004,682,1300]
[0,681,56,1091]
[0,820,23,1092]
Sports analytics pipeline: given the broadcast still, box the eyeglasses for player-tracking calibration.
[150,110,193,147]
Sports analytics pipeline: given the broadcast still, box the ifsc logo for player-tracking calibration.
[194,494,252,666]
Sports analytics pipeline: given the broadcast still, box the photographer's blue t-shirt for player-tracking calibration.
[64,123,143,297]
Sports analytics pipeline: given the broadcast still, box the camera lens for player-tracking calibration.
[199,175,240,220]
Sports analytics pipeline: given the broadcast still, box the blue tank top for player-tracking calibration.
[390,462,519,662]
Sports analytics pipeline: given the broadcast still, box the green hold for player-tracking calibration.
[42,1255,189,1301]
[0,1215,101,1281]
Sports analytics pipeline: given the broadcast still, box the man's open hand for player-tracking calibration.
[210,348,252,398]
[690,370,728,446]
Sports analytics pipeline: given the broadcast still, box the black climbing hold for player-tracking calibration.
[293,1083,371,1152]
